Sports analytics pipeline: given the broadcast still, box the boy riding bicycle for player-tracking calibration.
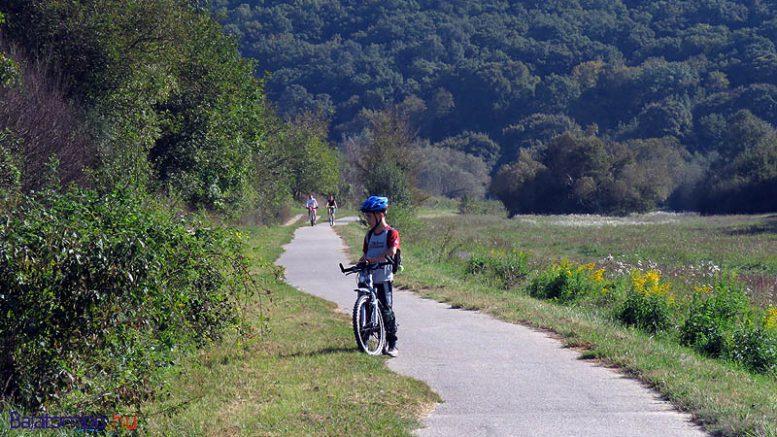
[359,196,400,357]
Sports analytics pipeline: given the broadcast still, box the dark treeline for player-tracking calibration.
[214,0,777,215]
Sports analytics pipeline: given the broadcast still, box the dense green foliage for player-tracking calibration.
[0,188,253,409]
[491,133,687,214]
[0,0,339,214]
[680,279,750,356]
[215,0,777,213]
[0,0,340,412]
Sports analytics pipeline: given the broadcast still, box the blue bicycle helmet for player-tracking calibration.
[360,195,389,213]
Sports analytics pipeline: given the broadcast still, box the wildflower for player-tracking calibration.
[693,284,713,294]
[592,268,605,282]
[631,269,672,298]
[766,307,777,331]
[645,270,661,285]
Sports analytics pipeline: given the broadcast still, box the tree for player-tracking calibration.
[493,133,687,215]
[345,108,419,205]
[416,146,489,198]
[2,0,275,212]
[502,114,581,163]
[262,113,340,201]
[491,149,547,215]
[434,131,500,167]
[622,98,693,140]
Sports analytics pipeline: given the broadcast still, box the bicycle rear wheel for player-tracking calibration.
[352,295,385,355]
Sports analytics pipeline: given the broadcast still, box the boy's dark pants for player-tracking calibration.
[375,281,397,347]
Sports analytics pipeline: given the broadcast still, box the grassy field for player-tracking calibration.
[338,212,777,436]
[1,224,438,435]
[414,213,776,307]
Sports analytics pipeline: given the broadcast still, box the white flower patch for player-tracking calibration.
[511,212,695,228]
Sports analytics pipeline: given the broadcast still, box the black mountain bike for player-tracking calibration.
[340,258,396,355]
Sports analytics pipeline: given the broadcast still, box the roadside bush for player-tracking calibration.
[680,277,749,357]
[618,270,675,333]
[0,188,254,410]
[527,260,608,302]
[728,323,777,375]
[467,249,529,289]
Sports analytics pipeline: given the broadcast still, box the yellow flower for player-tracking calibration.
[630,270,647,292]
[645,270,661,285]
[630,269,671,297]
[766,307,777,331]
[694,284,713,294]
[591,268,605,283]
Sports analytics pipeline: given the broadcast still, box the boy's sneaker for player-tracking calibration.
[384,344,399,357]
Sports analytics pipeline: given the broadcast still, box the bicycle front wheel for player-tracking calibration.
[352,295,385,355]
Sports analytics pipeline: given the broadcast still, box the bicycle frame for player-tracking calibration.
[356,271,380,330]
[307,206,317,225]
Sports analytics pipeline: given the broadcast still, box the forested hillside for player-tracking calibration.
[214,0,777,214]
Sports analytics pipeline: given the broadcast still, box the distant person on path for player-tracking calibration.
[359,195,400,357]
[326,194,338,224]
[305,193,319,224]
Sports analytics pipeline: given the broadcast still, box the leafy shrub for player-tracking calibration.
[0,188,255,409]
[728,323,777,375]
[618,270,675,333]
[467,249,529,289]
[0,129,20,203]
[0,48,18,87]
[527,260,607,302]
[679,277,749,357]
[387,203,421,237]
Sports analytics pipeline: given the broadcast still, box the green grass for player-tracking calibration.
[338,217,777,436]
[411,213,777,307]
[1,224,437,436]
[139,224,438,435]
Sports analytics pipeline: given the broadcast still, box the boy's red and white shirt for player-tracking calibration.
[362,226,400,253]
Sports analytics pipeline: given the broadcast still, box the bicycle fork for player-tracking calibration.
[360,291,380,332]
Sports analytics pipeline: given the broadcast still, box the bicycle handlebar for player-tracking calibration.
[339,257,396,275]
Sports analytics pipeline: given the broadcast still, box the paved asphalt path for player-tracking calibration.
[276,220,705,437]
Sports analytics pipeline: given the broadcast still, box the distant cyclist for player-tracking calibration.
[359,195,400,357]
[305,193,319,226]
[326,194,338,226]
